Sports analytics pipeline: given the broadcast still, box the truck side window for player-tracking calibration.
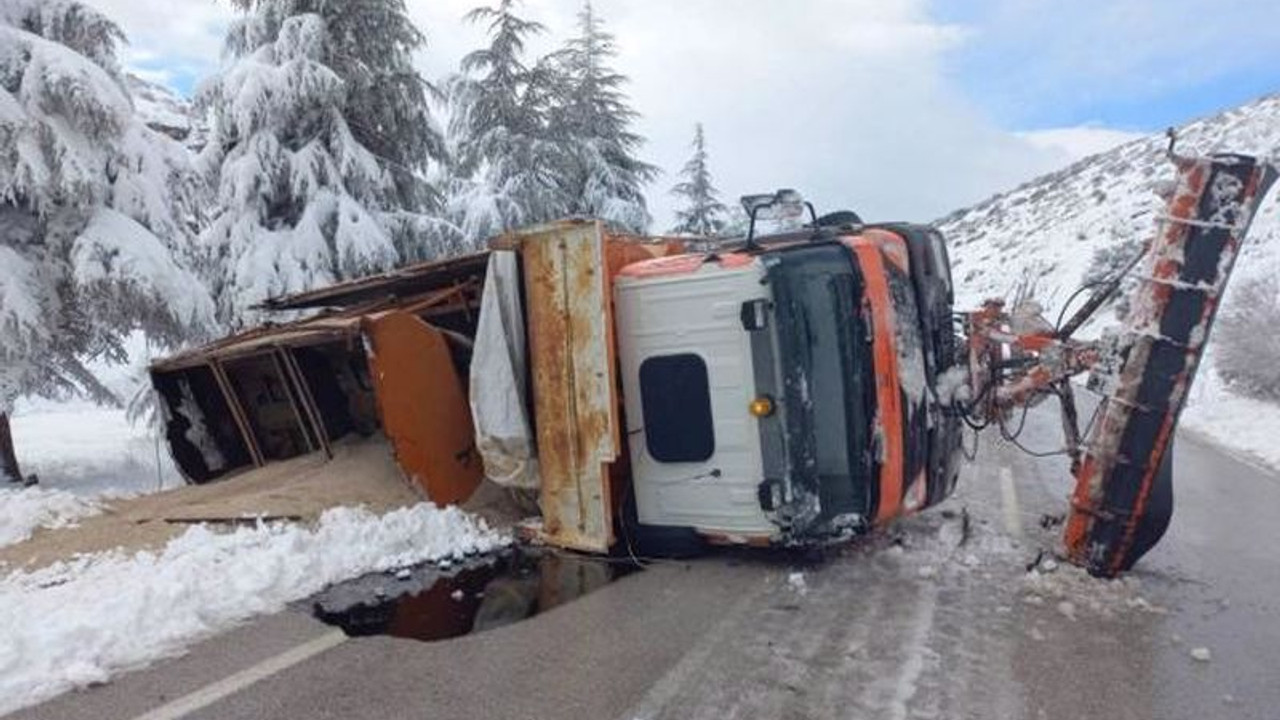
[639,354,716,463]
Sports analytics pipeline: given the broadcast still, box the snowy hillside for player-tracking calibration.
[937,94,1280,315]
[936,93,1280,467]
[125,74,205,150]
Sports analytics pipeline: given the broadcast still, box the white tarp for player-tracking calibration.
[469,252,540,489]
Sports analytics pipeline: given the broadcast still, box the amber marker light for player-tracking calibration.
[749,396,775,418]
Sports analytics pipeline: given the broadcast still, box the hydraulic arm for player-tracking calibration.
[960,148,1277,577]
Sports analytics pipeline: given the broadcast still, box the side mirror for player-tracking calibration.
[740,189,818,249]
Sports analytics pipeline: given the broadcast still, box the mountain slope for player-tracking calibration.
[935,93,1280,468]
[125,74,206,151]
[937,94,1280,316]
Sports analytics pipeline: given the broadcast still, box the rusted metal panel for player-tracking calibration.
[520,221,620,552]
[256,250,490,312]
[152,283,478,375]
[209,360,265,468]
[278,348,333,460]
[364,311,483,505]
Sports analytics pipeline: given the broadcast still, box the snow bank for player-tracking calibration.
[0,503,509,714]
[1182,369,1280,470]
[10,400,179,496]
[9,331,182,497]
[0,487,106,547]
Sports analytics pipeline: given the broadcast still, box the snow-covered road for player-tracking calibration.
[10,401,1280,720]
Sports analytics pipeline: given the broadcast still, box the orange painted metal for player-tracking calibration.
[604,236,686,278]
[843,237,906,524]
[363,311,483,505]
[615,250,752,279]
[860,228,911,273]
[518,221,621,552]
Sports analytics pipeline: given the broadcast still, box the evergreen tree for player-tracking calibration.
[544,1,656,233]
[0,0,215,481]
[669,123,727,237]
[199,0,453,325]
[446,0,560,244]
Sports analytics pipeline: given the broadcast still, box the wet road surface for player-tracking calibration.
[13,404,1280,720]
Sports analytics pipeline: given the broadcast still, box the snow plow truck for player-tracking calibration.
[151,147,1275,578]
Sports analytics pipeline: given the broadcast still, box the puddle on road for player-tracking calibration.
[309,547,638,642]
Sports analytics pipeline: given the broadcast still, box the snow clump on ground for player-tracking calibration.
[0,487,111,548]
[0,502,509,714]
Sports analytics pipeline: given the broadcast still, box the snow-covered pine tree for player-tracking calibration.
[543,1,656,233]
[199,0,452,325]
[0,0,215,481]
[446,0,560,244]
[669,123,727,237]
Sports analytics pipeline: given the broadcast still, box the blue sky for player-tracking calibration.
[96,0,1280,224]
[933,0,1280,131]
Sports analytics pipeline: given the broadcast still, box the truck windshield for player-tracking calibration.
[765,244,875,529]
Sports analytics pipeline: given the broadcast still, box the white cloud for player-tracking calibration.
[94,0,1079,226]
[1018,126,1146,164]
[93,0,233,85]
[601,0,1062,225]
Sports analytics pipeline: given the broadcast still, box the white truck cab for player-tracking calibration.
[614,256,777,541]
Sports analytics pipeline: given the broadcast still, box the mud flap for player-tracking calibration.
[1065,154,1277,577]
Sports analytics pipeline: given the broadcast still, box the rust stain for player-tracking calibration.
[520,222,629,552]
[518,228,687,552]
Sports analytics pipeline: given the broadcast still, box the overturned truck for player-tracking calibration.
[153,216,962,555]
[153,150,1278,575]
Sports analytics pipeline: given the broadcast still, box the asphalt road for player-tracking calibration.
[13,404,1280,720]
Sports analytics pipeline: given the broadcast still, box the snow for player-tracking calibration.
[939,93,1280,470]
[72,207,217,331]
[1181,368,1280,470]
[9,400,178,496]
[125,74,193,140]
[0,502,509,714]
[786,571,808,595]
[8,331,182,496]
[1021,563,1166,620]
[2,5,214,411]
[0,244,43,355]
[0,487,108,547]
[198,1,450,323]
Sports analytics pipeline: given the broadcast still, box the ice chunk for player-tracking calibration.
[1056,600,1077,621]
[786,572,808,595]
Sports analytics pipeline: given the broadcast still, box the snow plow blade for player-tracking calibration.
[1065,153,1278,577]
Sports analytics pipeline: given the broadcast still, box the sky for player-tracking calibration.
[93,0,1280,229]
